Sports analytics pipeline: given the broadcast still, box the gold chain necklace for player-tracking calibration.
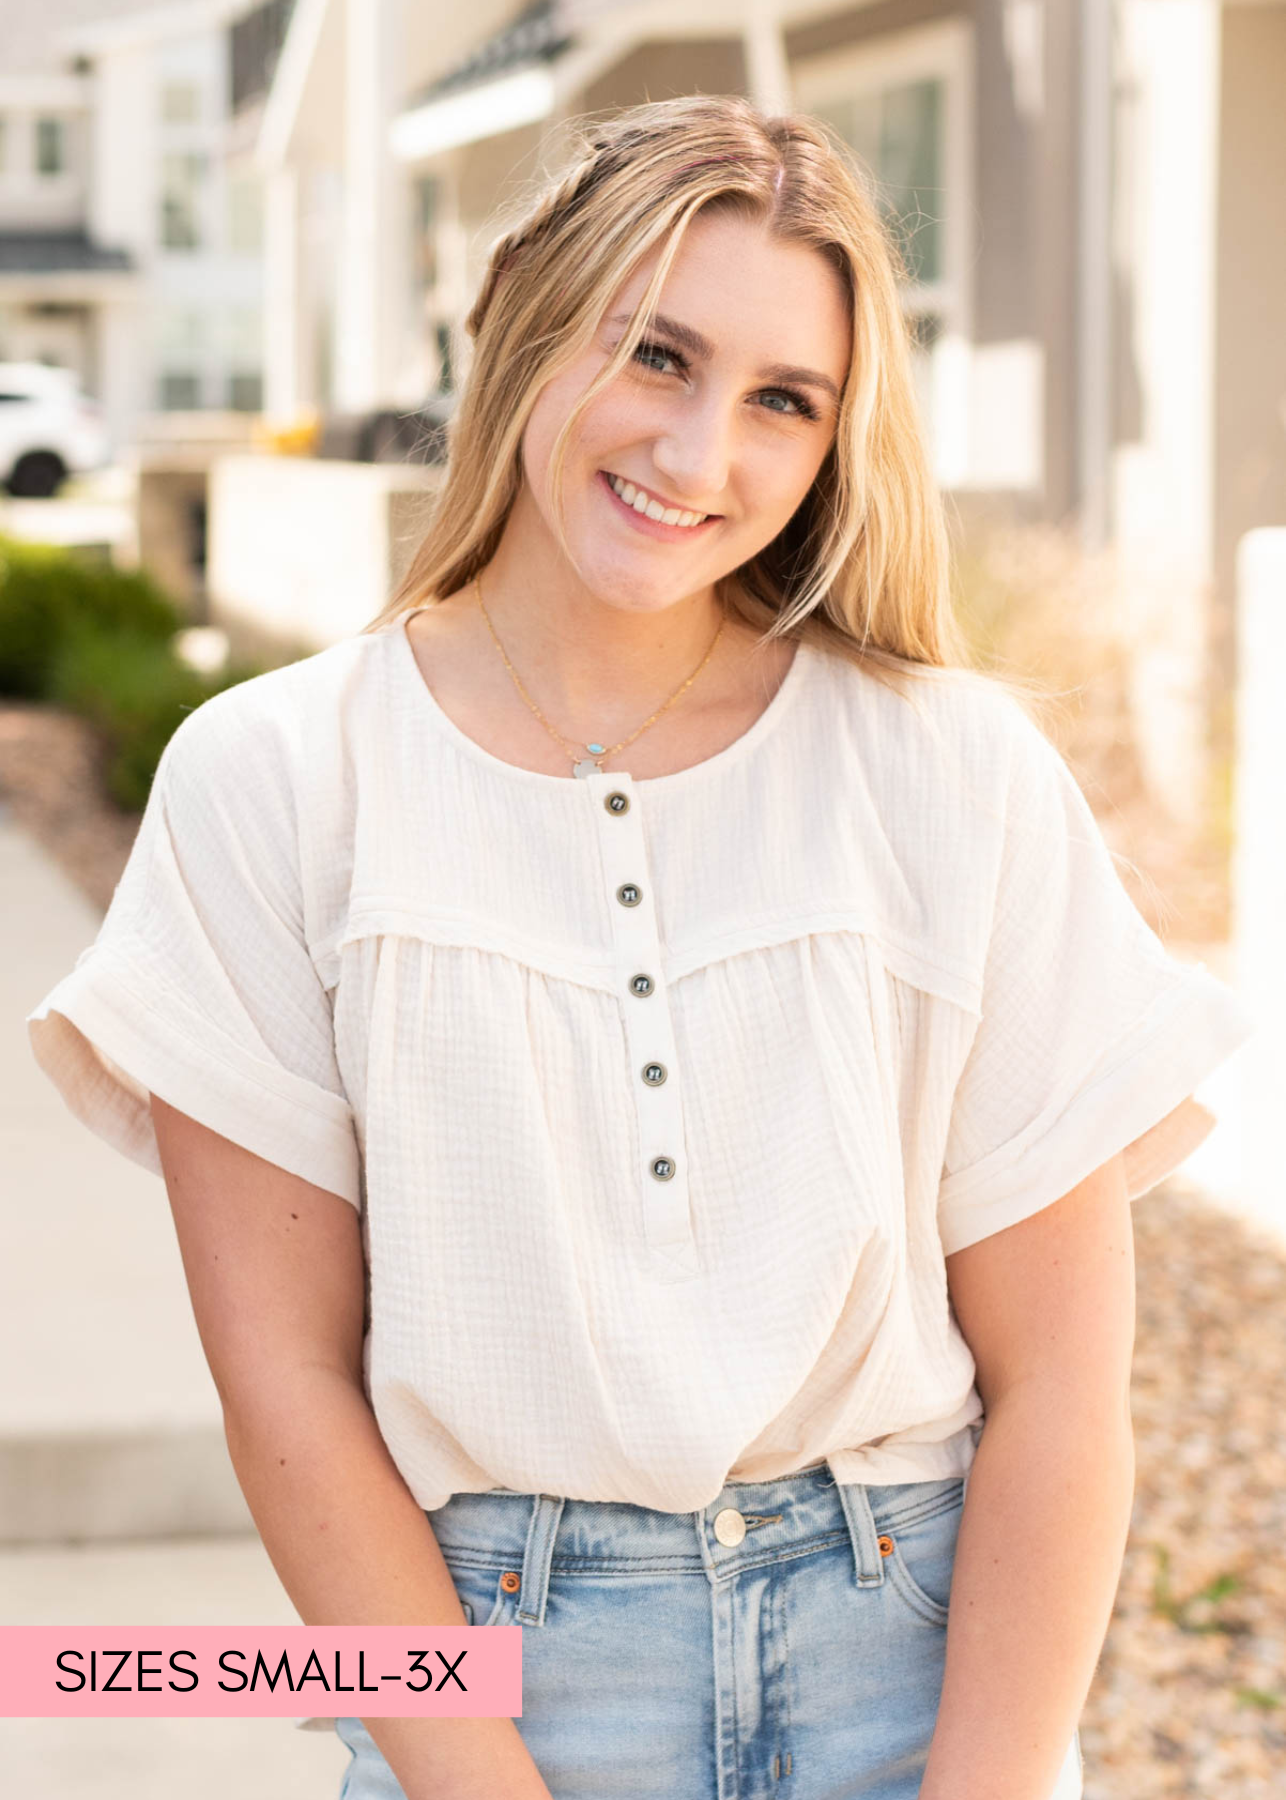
[474,574,726,778]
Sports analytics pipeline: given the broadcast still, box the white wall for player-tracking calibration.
[1110,0,1221,828]
[207,454,439,647]
[0,76,91,232]
[80,23,268,438]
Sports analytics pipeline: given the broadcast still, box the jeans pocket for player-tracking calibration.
[445,1561,514,1630]
[877,1481,964,1626]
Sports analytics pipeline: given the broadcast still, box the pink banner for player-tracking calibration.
[0,1626,522,1718]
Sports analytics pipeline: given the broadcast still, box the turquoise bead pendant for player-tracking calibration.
[573,742,608,779]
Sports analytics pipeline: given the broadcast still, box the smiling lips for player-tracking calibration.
[603,470,714,529]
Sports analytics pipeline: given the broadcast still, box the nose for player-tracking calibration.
[649,392,733,511]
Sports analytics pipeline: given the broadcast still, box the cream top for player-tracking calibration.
[29,614,1251,1507]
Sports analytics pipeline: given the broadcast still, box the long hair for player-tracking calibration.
[362,92,972,683]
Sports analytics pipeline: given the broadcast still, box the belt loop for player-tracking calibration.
[517,1493,565,1626]
[835,1479,886,1588]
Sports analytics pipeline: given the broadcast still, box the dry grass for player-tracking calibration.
[951,518,1230,947]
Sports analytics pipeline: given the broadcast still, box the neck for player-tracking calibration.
[469,494,732,728]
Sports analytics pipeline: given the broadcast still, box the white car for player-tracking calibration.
[0,362,111,498]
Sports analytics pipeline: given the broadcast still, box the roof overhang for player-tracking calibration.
[390,39,632,161]
[385,0,853,165]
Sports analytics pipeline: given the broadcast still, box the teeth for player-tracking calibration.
[607,472,707,527]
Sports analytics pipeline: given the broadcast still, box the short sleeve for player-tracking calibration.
[26,686,361,1208]
[936,702,1255,1256]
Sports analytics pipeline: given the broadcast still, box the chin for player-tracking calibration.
[576,558,689,614]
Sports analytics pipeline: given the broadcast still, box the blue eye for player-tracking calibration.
[630,338,820,423]
[633,339,680,376]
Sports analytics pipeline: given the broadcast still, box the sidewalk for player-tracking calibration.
[0,804,249,1542]
[1,1537,349,1799]
[1,806,348,1795]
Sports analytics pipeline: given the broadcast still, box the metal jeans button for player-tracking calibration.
[714,1507,747,1547]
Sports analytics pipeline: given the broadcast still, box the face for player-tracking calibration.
[516,208,852,615]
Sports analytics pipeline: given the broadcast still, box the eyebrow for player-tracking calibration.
[606,310,842,403]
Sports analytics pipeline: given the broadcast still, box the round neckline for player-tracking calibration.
[385,606,816,793]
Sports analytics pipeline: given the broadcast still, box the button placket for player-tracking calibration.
[582,770,696,1278]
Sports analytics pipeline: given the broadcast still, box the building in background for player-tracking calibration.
[0,0,290,455]
[0,1,137,431]
[255,0,1285,822]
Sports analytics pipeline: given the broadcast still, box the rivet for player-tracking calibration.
[500,1570,522,1592]
[878,1535,894,1557]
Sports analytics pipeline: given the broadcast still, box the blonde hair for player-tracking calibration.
[362,92,973,684]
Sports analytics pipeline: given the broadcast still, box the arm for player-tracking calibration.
[151,1094,554,1800]
[919,1153,1136,1800]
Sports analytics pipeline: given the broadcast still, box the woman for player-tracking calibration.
[28,94,1252,1800]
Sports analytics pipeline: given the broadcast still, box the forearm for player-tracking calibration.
[918,1389,1135,1800]
[224,1374,553,1800]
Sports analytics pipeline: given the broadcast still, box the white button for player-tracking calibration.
[713,1507,746,1547]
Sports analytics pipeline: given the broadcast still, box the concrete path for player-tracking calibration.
[0,804,250,1540]
[1,1536,350,1799]
[2,808,351,1792]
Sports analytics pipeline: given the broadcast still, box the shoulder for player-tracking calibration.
[810,646,1050,813]
[156,630,387,808]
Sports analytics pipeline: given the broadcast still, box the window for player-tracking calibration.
[413,174,440,292]
[793,21,974,486]
[159,371,202,409]
[224,307,262,410]
[227,174,264,254]
[435,321,454,393]
[35,117,66,176]
[227,371,263,411]
[813,79,944,287]
[160,152,208,250]
[161,81,201,125]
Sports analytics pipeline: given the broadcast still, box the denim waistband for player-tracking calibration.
[425,1464,967,1630]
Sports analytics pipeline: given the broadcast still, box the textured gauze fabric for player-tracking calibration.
[27,614,1254,1730]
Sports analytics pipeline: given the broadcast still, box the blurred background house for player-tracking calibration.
[2,0,1282,807]
[0,0,279,449]
[242,0,1285,825]
[3,9,1284,1795]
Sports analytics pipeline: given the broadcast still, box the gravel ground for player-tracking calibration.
[3,698,1283,1798]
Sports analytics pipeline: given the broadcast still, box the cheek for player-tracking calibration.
[519,361,599,491]
[740,444,828,534]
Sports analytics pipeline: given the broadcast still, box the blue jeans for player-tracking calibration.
[334,1462,1084,1798]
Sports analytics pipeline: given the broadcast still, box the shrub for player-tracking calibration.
[46,618,264,812]
[0,534,265,810]
[0,535,179,698]
[950,515,1229,942]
